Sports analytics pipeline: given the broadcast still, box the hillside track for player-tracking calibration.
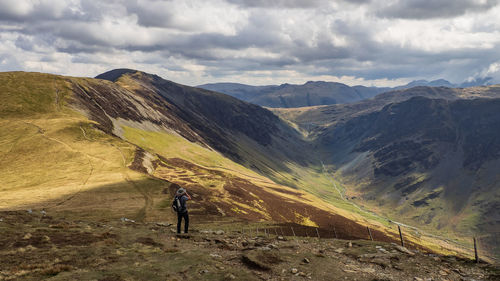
[22,121,94,210]
[111,143,154,222]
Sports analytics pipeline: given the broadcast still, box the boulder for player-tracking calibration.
[242,250,282,271]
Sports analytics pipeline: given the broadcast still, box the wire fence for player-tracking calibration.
[180,221,499,265]
[477,232,500,264]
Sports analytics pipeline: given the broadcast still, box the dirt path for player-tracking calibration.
[21,121,94,209]
[111,144,153,221]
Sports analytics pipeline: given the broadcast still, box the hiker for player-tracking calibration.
[174,187,191,234]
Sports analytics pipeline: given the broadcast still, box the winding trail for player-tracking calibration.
[111,144,153,221]
[21,121,94,209]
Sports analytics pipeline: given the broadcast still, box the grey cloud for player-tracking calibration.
[0,0,499,86]
[0,1,86,23]
[376,0,500,19]
[227,0,326,8]
[15,35,34,51]
[227,0,370,8]
[125,0,175,28]
[0,53,22,71]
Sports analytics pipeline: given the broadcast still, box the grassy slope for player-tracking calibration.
[0,72,470,259]
[0,72,168,222]
[120,109,467,258]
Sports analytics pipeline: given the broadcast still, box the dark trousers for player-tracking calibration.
[177,211,189,234]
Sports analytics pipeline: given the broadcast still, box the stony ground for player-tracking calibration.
[0,211,498,281]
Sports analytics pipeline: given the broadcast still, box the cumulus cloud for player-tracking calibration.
[0,0,499,86]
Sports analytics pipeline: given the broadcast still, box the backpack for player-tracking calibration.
[172,196,182,213]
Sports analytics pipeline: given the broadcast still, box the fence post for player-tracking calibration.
[291,227,296,237]
[316,228,320,239]
[333,226,338,239]
[398,225,404,247]
[474,237,479,263]
[367,227,373,241]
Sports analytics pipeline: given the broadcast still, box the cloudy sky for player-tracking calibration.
[1,0,500,87]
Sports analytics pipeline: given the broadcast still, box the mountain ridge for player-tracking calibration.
[0,70,400,244]
[1,69,498,264]
[272,87,500,260]
[198,78,493,108]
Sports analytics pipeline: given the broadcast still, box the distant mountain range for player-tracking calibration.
[198,78,493,108]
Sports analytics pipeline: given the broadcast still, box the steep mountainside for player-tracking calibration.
[1,70,417,250]
[274,86,500,259]
[332,97,500,236]
[270,85,500,134]
[1,70,497,263]
[94,69,313,172]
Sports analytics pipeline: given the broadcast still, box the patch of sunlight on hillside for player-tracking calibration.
[0,117,136,210]
[270,162,392,227]
[122,126,270,182]
[0,72,72,118]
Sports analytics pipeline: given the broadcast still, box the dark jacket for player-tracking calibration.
[176,194,188,213]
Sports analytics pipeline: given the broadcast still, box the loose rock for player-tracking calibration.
[242,250,281,271]
[392,244,415,256]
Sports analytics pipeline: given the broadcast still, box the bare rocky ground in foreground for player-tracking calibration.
[0,211,498,281]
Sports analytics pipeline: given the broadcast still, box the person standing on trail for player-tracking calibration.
[174,187,191,234]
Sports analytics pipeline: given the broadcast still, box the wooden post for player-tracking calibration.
[316,228,321,239]
[367,227,373,241]
[280,228,284,236]
[398,225,404,247]
[474,237,479,264]
[333,226,338,239]
[274,228,278,236]
[291,227,296,237]
[256,227,259,236]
